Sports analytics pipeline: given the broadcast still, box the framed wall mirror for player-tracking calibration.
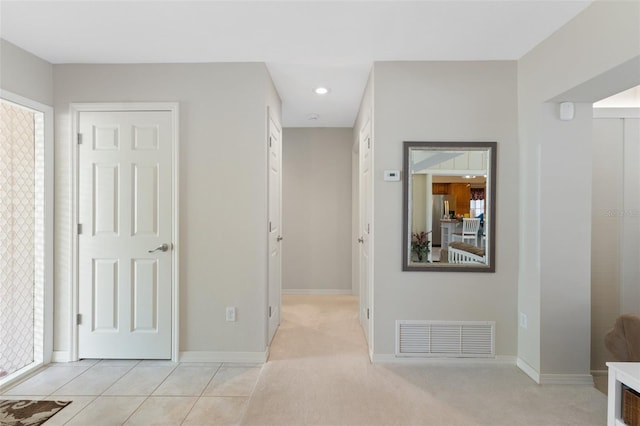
[403,141,496,272]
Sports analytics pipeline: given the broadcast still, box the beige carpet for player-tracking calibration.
[242,295,606,426]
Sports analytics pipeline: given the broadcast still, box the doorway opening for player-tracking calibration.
[276,127,363,356]
[591,85,640,393]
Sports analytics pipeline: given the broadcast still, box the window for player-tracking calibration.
[470,188,485,218]
[0,93,53,387]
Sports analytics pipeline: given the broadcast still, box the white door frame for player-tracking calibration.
[0,89,54,384]
[70,102,180,361]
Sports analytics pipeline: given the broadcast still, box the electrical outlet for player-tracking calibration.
[226,307,236,322]
[519,312,528,329]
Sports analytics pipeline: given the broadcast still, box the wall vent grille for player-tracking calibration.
[396,320,495,358]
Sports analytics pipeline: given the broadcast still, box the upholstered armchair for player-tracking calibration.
[605,314,640,362]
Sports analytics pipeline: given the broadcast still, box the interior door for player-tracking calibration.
[77,110,173,359]
[358,121,372,349]
[267,110,282,344]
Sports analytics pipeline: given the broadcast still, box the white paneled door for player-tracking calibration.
[358,120,372,349]
[267,110,282,344]
[77,110,174,359]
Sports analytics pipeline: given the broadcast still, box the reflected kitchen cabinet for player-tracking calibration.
[432,183,450,194]
[449,183,471,217]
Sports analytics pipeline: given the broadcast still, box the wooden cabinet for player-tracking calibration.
[449,183,471,216]
[432,182,480,217]
[432,183,449,194]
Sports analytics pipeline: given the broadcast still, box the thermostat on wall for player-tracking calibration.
[384,170,401,181]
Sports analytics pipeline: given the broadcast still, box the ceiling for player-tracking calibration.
[0,0,592,128]
[594,85,640,108]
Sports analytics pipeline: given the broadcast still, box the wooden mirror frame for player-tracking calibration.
[402,141,497,272]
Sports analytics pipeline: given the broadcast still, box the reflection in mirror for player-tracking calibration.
[403,142,496,272]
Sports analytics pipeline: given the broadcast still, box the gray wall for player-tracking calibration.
[53,63,281,357]
[282,128,353,293]
[371,61,520,357]
[517,0,640,378]
[0,39,53,105]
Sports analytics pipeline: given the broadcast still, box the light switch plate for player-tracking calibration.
[384,170,401,181]
[519,312,528,329]
[226,307,236,322]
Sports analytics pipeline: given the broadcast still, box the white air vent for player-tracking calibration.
[396,320,495,358]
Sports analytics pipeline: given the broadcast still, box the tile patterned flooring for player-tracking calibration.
[0,360,262,425]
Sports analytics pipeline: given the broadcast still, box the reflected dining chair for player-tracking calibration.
[451,218,481,246]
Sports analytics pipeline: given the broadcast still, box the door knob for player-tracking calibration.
[148,243,170,253]
[358,237,364,243]
[277,236,283,242]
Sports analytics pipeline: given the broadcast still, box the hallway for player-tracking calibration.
[242,294,606,425]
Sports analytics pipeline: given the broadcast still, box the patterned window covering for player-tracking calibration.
[0,101,36,378]
[470,187,485,200]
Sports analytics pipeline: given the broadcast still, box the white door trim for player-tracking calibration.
[70,102,180,361]
[593,107,640,118]
[0,89,54,370]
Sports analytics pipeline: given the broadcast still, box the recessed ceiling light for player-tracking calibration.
[307,113,320,121]
[314,87,330,95]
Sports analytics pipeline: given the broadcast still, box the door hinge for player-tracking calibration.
[269,136,272,148]
[77,133,83,145]
[76,313,83,325]
[269,221,272,232]
[269,306,272,318]
[77,224,83,235]
[367,223,370,234]
[366,308,370,319]
[367,138,370,149]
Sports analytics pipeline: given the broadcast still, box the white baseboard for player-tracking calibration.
[52,351,71,363]
[0,362,46,392]
[179,351,267,364]
[517,357,540,383]
[372,354,517,364]
[282,289,353,295]
[591,369,607,377]
[517,358,594,385]
[539,373,594,386]
[52,350,266,364]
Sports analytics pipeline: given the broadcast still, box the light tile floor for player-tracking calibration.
[0,360,262,425]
